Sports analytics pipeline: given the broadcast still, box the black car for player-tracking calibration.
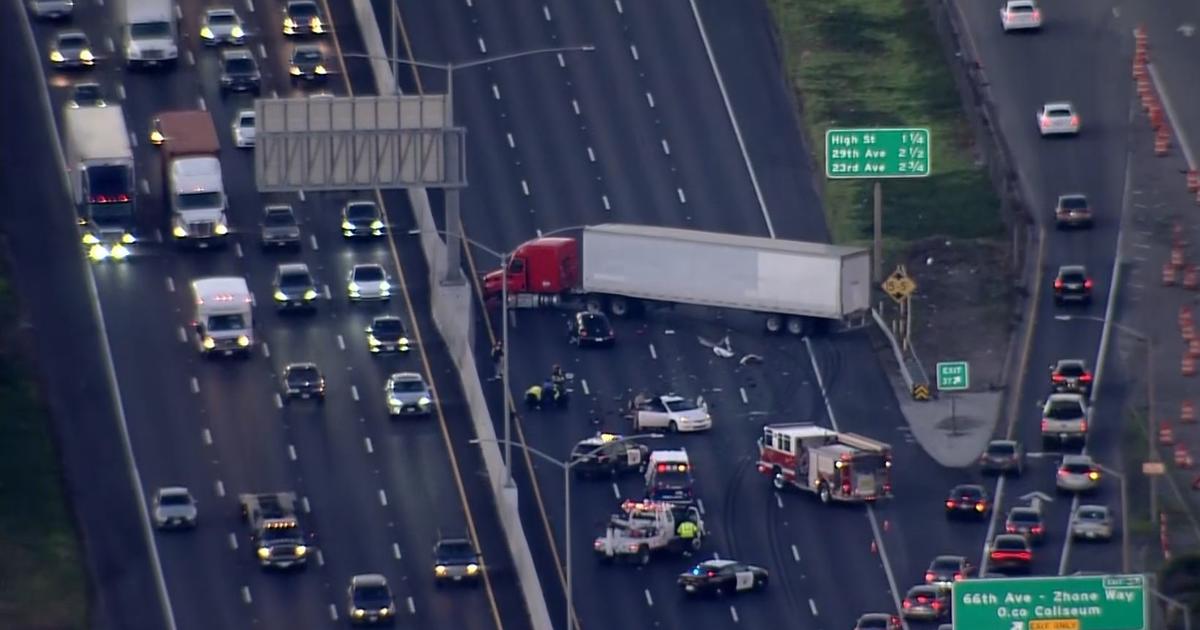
[1005,506,1046,544]
[677,560,768,597]
[988,534,1033,573]
[979,439,1024,475]
[288,45,328,82]
[281,363,325,402]
[567,311,615,347]
[68,82,105,108]
[901,584,950,621]
[341,201,384,238]
[924,555,974,589]
[261,205,301,249]
[854,613,902,630]
[347,574,395,626]
[1050,358,1093,395]
[1054,264,1092,305]
[272,263,318,312]
[366,315,410,354]
[569,433,648,479]
[283,0,325,36]
[944,483,991,520]
[433,536,482,585]
[219,49,260,94]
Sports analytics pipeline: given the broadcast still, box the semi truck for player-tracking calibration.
[155,110,229,247]
[120,0,178,69]
[238,492,310,570]
[63,105,137,261]
[482,224,871,335]
[756,423,893,504]
[191,277,253,357]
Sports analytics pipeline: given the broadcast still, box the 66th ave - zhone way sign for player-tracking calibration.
[953,574,1147,630]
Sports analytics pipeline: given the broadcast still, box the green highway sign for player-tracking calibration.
[936,361,969,391]
[824,127,931,179]
[953,574,1147,630]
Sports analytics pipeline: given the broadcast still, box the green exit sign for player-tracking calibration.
[825,128,931,179]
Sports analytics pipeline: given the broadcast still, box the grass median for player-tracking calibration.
[0,267,88,628]
[767,0,1002,252]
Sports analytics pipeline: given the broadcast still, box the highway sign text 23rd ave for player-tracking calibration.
[824,127,931,179]
[953,575,1147,630]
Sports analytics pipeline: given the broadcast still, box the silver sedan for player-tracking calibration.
[1071,504,1113,541]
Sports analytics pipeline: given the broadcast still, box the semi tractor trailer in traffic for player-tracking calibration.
[482,224,871,335]
[63,105,137,261]
[154,110,229,247]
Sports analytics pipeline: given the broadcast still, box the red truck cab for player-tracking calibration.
[483,237,580,300]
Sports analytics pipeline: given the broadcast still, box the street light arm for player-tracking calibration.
[453,45,596,70]
[409,225,587,262]
[472,438,566,470]
[340,52,450,71]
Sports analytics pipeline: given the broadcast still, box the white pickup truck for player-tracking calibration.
[593,500,704,565]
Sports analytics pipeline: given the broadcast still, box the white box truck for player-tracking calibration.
[155,110,229,247]
[482,224,871,335]
[191,277,253,356]
[121,0,178,69]
[63,105,137,261]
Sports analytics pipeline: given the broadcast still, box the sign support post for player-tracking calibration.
[874,181,883,283]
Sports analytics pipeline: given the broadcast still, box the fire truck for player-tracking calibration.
[756,423,892,503]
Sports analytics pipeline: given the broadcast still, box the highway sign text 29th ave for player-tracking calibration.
[824,127,931,179]
[953,575,1147,630]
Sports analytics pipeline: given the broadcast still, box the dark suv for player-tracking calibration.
[433,535,482,585]
[1050,358,1092,395]
[1054,193,1093,229]
[281,363,326,402]
[1053,265,1092,305]
[219,49,260,94]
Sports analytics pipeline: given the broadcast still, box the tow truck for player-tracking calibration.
[593,499,703,565]
[239,492,310,570]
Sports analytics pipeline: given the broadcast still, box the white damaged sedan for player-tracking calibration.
[629,393,712,433]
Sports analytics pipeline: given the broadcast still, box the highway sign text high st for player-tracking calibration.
[825,127,931,179]
[953,575,1147,630]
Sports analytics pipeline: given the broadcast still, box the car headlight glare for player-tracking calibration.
[303,289,317,300]
[379,280,391,291]
[284,18,297,29]
[348,282,360,293]
[111,244,130,259]
[398,337,410,346]
[50,51,65,62]
[236,335,250,347]
[88,244,109,261]
[418,397,432,407]
[379,607,391,616]
[257,547,270,559]
[231,26,244,38]
[289,66,301,75]
[341,220,354,230]
[368,335,380,346]
[200,26,214,39]
[310,18,323,31]
[370,220,384,230]
[150,130,164,144]
[274,290,287,301]
[435,565,448,575]
[295,545,308,556]
[82,233,100,245]
[202,336,216,349]
[466,563,479,574]
[315,65,327,75]
[172,225,187,238]
[79,49,94,61]
[121,233,136,244]
[214,223,229,235]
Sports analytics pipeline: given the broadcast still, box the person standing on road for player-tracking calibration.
[676,519,699,556]
[490,341,503,381]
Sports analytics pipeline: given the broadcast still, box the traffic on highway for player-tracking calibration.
[5,0,1152,628]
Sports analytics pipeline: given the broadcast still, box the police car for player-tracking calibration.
[569,433,648,479]
[677,559,769,596]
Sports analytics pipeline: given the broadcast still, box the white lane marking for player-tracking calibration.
[301,496,311,513]
[365,437,374,453]
[572,99,581,115]
[478,37,487,54]
[140,179,149,194]
[1148,63,1198,169]
[543,4,552,20]
[105,36,114,52]
[791,544,800,562]
[697,498,706,515]
[310,234,319,250]
[215,480,225,497]
[677,188,687,203]
[177,326,187,343]
[602,195,611,210]
[241,587,252,604]
[507,132,515,148]
[808,598,819,616]
[661,139,671,155]
[322,284,332,301]
[581,379,590,395]
[116,84,126,99]
[190,377,200,394]
[351,385,360,401]
[466,0,472,6]
[614,0,623,13]
[174,5,182,19]
[557,53,566,68]
[129,132,138,148]
[246,0,254,11]
[406,597,416,614]
[165,277,175,292]
[316,549,325,566]
[730,606,739,623]
[288,444,297,461]
[713,552,720,560]
[644,589,653,606]
[686,0,774,237]
[587,147,596,162]
[492,84,501,100]
[337,334,346,350]
[298,189,306,201]
[274,393,283,409]
[739,387,748,404]
[197,96,206,111]
[630,44,639,61]
[228,533,239,550]
[612,482,621,499]
[392,542,403,559]
[980,475,1006,574]
[378,489,388,506]
[202,429,213,445]
[648,343,657,359]
[261,342,270,358]
[775,492,783,509]
[521,180,530,196]
[185,49,194,66]
[234,242,243,258]
[258,44,267,59]
[328,604,338,621]
[646,92,655,108]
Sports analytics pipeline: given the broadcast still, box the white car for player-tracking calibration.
[1037,102,1079,136]
[629,394,712,432]
[1056,454,1101,493]
[200,8,246,46]
[29,0,74,19]
[152,487,197,530]
[1071,504,1113,541]
[1000,0,1042,31]
[385,372,433,416]
[348,263,391,301]
[232,109,256,148]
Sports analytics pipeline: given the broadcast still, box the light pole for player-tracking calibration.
[409,225,584,487]
[1054,314,1157,525]
[471,434,663,630]
[342,45,596,285]
[1089,461,1131,573]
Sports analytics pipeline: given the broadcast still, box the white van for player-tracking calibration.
[122,0,178,69]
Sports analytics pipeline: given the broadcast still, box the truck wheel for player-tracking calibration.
[772,472,786,491]
[637,545,650,565]
[609,297,629,317]
[785,316,807,336]
[818,483,832,504]
[764,314,783,334]
[585,296,604,313]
